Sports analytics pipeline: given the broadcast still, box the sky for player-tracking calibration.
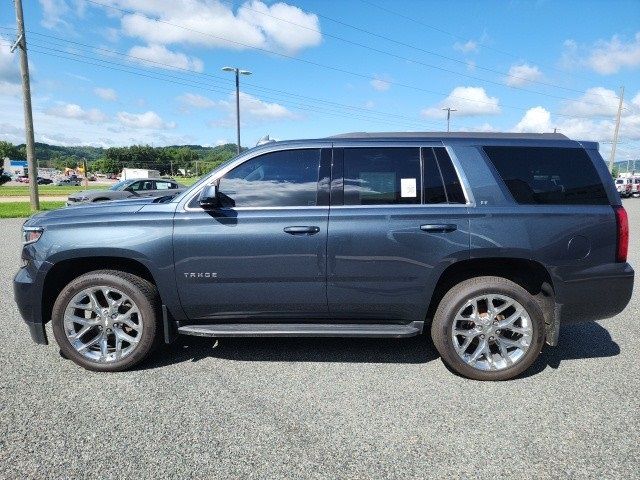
[0,0,639,161]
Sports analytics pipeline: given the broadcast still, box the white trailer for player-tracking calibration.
[120,168,160,180]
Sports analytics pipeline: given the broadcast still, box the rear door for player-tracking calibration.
[327,144,470,322]
[173,146,331,321]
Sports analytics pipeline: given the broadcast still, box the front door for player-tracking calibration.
[327,145,470,322]
[173,147,331,321]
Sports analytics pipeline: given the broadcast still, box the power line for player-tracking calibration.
[358,0,602,85]
[238,0,619,106]
[1,27,448,128]
[1,26,615,122]
[80,0,616,116]
[0,41,439,131]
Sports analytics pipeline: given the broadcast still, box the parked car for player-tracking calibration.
[66,178,185,205]
[16,175,29,183]
[615,177,633,197]
[36,177,53,185]
[14,132,633,380]
[54,177,81,186]
[631,177,640,197]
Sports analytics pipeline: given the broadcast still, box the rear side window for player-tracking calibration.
[422,147,466,204]
[343,148,421,205]
[483,146,608,205]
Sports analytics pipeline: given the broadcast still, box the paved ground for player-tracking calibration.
[0,201,638,479]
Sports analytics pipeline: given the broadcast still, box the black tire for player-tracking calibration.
[431,276,545,381]
[51,270,160,372]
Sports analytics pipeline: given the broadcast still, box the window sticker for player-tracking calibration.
[401,178,417,198]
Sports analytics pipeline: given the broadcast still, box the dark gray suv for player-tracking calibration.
[14,132,634,380]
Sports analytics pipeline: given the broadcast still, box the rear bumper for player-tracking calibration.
[13,260,53,345]
[555,262,634,323]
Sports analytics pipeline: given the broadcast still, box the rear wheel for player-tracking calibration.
[51,270,159,372]
[431,276,545,381]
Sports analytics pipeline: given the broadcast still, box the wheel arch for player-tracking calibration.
[426,258,555,326]
[41,256,158,327]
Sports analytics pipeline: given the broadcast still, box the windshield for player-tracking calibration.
[109,180,129,191]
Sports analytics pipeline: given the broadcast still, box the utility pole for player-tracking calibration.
[442,107,457,133]
[608,86,625,173]
[12,0,39,210]
[222,66,252,154]
[82,157,88,188]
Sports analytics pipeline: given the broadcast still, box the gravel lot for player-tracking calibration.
[1,201,638,479]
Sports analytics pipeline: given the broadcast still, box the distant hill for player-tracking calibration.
[615,159,640,174]
[11,142,238,162]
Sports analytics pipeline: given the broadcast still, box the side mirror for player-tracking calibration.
[199,180,221,209]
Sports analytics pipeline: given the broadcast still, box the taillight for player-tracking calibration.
[614,205,629,263]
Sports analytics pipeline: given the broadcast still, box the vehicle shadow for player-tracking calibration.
[518,320,620,378]
[141,334,439,369]
[139,321,620,375]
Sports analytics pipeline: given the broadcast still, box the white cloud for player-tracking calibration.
[94,87,118,101]
[561,87,622,118]
[39,0,70,29]
[177,93,216,110]
[505,63,543,87]
[95,0,321,55]
[421,87,501,118]
[370,75,391,92]
[117,111,175,129]
[562,32,640,75]
[512,104,640,143]
[46,103,108,123]
[633,92,640,110]
[453,40,478,54]
[128,44,204,72]
[212,91,295,126]
[0,44,20,84]
[513,106,551,133]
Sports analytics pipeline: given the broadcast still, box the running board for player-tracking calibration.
[177,321,424,339]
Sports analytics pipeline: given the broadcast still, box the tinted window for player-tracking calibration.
[422,147,447,204]
[218,149,320,207]
[435,148,466,204]
[343,148,421,205]
[483,146,608,205]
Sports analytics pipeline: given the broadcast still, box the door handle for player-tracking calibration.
[420,224,457,233]
[284,226,320,235]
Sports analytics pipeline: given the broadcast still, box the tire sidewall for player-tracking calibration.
[432,278,545,381]
[51,272,158,372]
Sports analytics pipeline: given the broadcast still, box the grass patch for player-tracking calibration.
[0,201,66,218]
[171,177,200,186]
[0,185,106,196]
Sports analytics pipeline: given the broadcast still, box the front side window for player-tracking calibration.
[483,146,608,205]
[217,149,321,207]
[343,147,421,205]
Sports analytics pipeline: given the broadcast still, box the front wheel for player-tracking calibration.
[431,276,545,381]
[51,270,160,372]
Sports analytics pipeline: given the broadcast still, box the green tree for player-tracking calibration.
[0,141,24,160]
[91,157,121,174]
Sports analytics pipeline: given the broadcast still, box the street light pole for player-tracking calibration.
[442,107,457,133]
[222,66,252,154]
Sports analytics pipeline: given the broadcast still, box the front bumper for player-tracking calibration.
[13,260,53,345]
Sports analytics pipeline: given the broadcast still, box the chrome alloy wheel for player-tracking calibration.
[451,294,533,371]
[63,286,143,363]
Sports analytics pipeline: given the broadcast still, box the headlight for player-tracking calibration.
[23,226,43,244]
